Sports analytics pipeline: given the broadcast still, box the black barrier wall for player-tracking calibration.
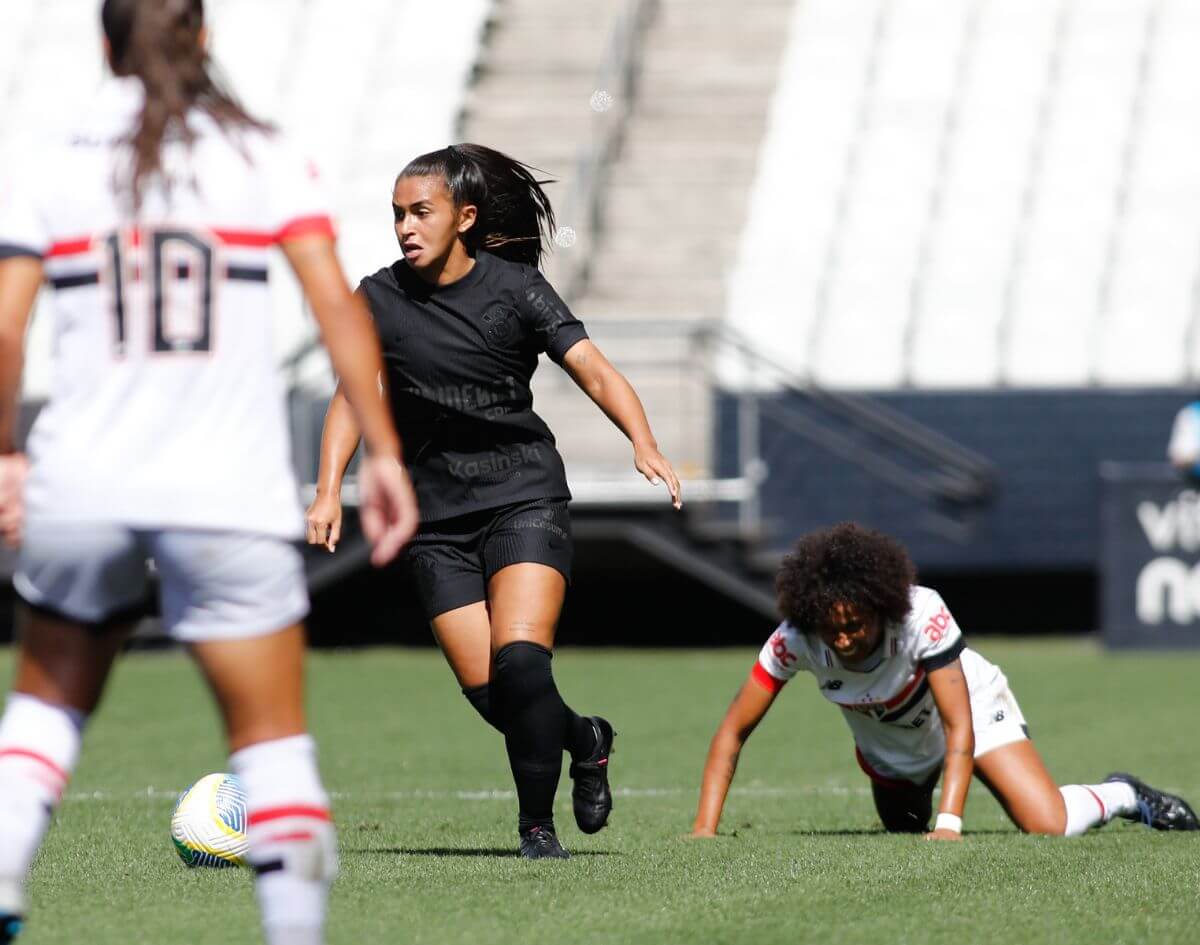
[1101,463,1200,649]
[718,388,1194,572]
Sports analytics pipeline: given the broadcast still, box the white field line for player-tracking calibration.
[64,785,874,803]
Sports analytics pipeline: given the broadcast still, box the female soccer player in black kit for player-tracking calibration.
[305,144,682,858]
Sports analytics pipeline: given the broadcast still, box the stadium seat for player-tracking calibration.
[729,0,1200,391]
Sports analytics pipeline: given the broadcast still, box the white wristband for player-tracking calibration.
[935,812,962,834]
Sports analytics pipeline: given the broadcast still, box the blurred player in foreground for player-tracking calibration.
[303,144,681,859]
[0,1,417,942]
[693,523,1199,840]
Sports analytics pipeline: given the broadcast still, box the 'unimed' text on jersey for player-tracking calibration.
[754,586,1010,781]
[0,80,331,537]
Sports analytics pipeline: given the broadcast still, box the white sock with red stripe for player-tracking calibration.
[0,694,85,915]
[1059,782,1138,836]
[230,734,336,945]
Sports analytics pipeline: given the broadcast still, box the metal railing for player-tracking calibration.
[551,0,658,303]
[287,318,996,546]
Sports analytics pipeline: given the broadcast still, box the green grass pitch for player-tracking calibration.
[5,638,1199,945]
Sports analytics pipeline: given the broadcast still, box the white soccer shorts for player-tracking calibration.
[971,678,1029,759]
[14,524,309,641]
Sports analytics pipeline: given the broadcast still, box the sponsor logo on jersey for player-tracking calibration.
[923,607,953,644]
[820,679,843,691]
[768,630,798,666]
[447,444,542,482]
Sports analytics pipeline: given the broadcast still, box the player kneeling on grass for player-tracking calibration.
[692,522,1199,840]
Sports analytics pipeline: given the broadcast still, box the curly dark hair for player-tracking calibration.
[775,522,916,631]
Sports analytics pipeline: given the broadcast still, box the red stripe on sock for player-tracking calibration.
[0,747,68,784]
[46,238,92,258]
[262,830,315,845]
[1083,786,1107,820]
[247,805,331,827]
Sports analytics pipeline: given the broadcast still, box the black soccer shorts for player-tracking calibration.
[404,498,573,620]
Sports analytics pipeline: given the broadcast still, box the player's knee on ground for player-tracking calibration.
[1016,793,1069,836]
[871,781,934,833]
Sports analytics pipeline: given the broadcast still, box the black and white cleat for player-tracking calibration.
[1105,772,1200,831]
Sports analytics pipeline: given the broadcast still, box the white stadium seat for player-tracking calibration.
[729,0,1200,390]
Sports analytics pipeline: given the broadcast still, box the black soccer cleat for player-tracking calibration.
[519,826,570,860]
[0,914,23,944]
[569,716,615,835]
[1105,772,1200,831]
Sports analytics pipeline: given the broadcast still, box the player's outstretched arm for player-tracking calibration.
[926,658,975,841]
[0,257,41,546]
[282,236,417,564]
[305,381,363,552]
[0,257,40,452]
[561,339,682,509]
[692,672,778,837]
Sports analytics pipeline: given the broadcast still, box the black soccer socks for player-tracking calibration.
[492,641,571,833]
[461,683,505,733]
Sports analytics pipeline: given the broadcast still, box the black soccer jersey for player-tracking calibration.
[358,251,588,522]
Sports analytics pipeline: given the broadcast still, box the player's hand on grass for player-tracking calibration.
[634,442,682,510]
[358,454,419,566]
[0,453,28,548]
[305,490,344,552]
[923,828,963,842]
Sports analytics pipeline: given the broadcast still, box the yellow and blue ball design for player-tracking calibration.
[170,773,248,868]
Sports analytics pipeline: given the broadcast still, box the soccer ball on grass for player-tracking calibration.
[170,772,248,868]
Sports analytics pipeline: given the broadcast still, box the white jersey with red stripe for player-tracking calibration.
[754,586,1012,781]
[0,79,333,538]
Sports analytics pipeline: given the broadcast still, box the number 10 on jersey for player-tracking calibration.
[100,227,217,356]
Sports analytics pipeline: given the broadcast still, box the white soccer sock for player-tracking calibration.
[0,694,85,914]
[1059,782,1138,836]
[230,734,337,945]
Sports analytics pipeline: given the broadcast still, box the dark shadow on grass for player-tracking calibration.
[351,847,619,858]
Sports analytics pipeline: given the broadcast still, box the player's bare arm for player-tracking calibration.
[0,257,41,546]
[692,674,778,837]
[925,658,974,841]
[282,235,417,563]
[561,338,681,508]
[306,381,363,552]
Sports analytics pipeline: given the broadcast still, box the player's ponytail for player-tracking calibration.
[101,0,269,209]
[399,144,556,268]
